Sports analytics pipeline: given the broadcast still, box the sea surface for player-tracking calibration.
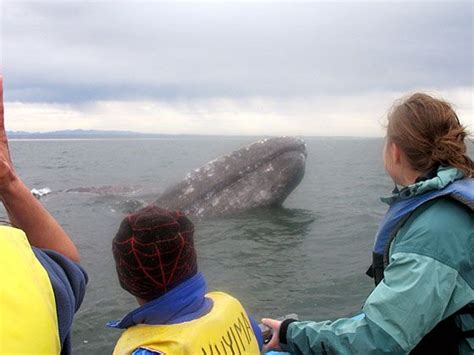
[6,137,473,354]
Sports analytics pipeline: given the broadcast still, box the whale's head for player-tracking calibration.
[156,137,307,217]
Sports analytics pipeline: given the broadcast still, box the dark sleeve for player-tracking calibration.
[279,318,298,344]
[33,247,88,355]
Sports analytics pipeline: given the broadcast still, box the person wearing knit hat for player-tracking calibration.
[112,206,198,302]
[107,206,263,355]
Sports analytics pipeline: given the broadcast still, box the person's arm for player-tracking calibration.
[263,251,467,354]
[0,76,80,262]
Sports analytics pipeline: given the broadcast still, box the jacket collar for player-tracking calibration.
[107,272,213,329]
[381,166,464,205]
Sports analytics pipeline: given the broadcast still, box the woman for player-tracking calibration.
[263,93,474,354]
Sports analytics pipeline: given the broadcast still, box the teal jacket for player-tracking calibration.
[281,167,474,354]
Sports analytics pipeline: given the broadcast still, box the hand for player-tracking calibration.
[0,76,80,261]
[0,76,16,194]
[262,318,283,352]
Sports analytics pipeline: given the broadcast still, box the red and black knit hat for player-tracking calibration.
[112,205,198,301]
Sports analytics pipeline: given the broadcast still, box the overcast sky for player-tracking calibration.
[0,1,472,136]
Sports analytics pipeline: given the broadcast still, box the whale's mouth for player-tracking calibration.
[156,137,307,215]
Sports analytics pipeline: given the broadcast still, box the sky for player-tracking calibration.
[0,1,472,136]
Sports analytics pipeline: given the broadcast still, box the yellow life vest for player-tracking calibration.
[0,226,61,354]
[113,291,261,355]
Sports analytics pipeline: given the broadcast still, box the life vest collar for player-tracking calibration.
[107,272,213,329]
[373,178,474,255]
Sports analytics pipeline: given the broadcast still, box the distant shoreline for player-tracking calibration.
[9,137,186,142]
[9,136,385,141]
[7,129,384,140]
[7,129,174,140]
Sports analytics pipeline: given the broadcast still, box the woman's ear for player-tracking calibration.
[390,142,402,165]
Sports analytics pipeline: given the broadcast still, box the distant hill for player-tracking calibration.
[7,129,171,139]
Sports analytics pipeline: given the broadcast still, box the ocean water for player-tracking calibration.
[7,137,473,354]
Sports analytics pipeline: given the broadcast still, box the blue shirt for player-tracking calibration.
[33,248,88,355]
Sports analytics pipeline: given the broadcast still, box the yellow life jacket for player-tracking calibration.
[0,226,61,354]
[113,291,261,355]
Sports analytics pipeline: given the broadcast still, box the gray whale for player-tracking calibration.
[155,137,307,217]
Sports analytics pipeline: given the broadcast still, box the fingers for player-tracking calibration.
[263,332,281,352]
[262,318,279,328]
[261,318,282,352]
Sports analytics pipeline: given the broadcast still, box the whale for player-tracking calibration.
[155,137,307,217]
[50,137,307,217]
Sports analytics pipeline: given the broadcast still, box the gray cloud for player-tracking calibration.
[1,1,472,103]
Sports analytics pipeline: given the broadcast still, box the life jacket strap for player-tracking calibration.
[366,252,385,285]
[367,213,413,286]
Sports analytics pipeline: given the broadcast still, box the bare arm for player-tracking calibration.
[0,76,80,262]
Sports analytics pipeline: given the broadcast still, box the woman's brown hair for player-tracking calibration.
[387,93,473,178]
